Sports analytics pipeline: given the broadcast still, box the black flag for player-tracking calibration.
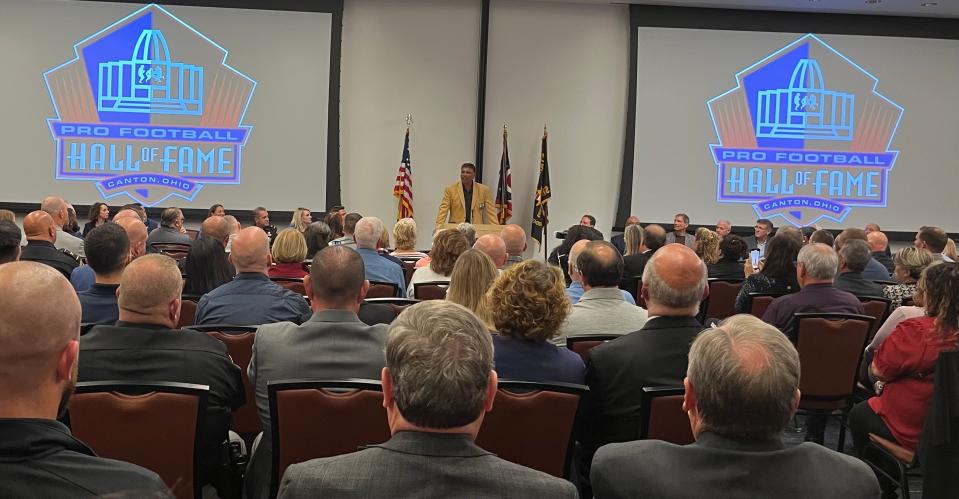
[531,128,551,246]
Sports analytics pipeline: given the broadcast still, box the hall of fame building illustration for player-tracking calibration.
[44,3,256,207]
[707,34,902,228]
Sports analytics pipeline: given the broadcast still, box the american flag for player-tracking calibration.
[393,127,414,220]
[495,125,512,224]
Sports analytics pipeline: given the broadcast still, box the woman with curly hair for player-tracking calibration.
[486,259,585,384]
[850,263,959,466]
[883,247,934,309]
[694,227,721,265]
[446,249,497,326]
[407,229,469,297]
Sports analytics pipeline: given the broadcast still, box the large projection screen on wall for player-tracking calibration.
[629,26,959,232]
[0,0,335,211]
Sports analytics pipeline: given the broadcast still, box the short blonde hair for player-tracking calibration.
[393,218,417,250]
[272,228,307,263]
[446,249,497,325]
[486,260,570,342]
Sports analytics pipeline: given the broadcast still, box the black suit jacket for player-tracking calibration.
[79,322,245,480]
[873,251,895,274]
[622,251,652,280]
[20,240,80,278]
[835,271,885,298]
[591,432,880,499]
[581,316,704,453]
[611,234,626,254]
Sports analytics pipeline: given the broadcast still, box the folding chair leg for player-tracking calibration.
[836,413,847,452]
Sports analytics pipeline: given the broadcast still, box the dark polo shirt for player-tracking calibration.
[762,283,864,341]
[20,240,79,278]
[0,419,169,498]
[77,283,120,325]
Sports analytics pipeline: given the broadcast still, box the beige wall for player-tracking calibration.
[340,0,629,255]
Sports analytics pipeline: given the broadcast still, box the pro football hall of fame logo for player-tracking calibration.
[44,4,256,207]
[708,34,903,227]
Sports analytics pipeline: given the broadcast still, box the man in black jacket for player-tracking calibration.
[79,254,245,494]
[578,244,707,492]
[0,262,169,497]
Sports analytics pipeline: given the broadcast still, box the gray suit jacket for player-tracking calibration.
[55,228,84,257]
[665,232,696,249]
[277,431,578,498]
[246,309,389,499]
[591,432,879,499]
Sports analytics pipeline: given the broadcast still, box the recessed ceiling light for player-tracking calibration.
[921,2,939,6]
[864,0,881,4]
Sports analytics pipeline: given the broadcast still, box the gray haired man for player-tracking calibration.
[591,314,879,499]
[276,300,576,498]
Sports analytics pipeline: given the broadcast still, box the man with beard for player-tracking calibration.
[0,262,169,496]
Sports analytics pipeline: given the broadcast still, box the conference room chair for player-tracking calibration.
[178,298,199,328]
[186,325,260,442]
[185,229,200,240]
[412,281,448,300]
[475,380,588,479]
[859,295,892,341]
[152,242,192,261]
[746,292,786,319]
[702,279,744,320]
[366,281,399,298]
[364,297,420,320]
[861,350,959,499]
[80,323,97,336]
[69,381,209,499]
[792,312,874,451]
[401,260,416,287]
[639,386,694,445]
[270,277,306,296]
[565,334,620,362]
[268,379,390,499]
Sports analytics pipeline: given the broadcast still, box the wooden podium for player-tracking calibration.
[438,223,501,238]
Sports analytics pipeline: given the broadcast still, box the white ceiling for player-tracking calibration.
[531,0,959,19]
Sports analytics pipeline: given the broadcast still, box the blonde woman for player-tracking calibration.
[289,207,312,233]
[270,228,308,278]
[694,227,722,265]
[446,249,497,326]
[390,218,428,259]
[883,247,934,309]
[485,260,583,384]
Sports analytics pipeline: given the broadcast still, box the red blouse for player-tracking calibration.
[869,316,957,450]
[269,262,307,279]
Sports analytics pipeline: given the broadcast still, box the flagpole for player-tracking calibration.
[542,124,548,260]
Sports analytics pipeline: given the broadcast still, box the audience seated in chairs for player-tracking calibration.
[246,245,388,499]
[547,224,604,286]
[445,249,497,327]
[555,241,647,346]
[835,239,886,298]
[590,314,880,499]
[269,229,309,279]
[20,210,80,279]
[72,216,148,295]
[76,223,129,325]
[868,230,896,274]
[487,259,584,385]
[407,228,469,297]
[693,227,721,266]
[734,232,801,313]
[182,236,235,298]
[501,224,527,268]
[0,261,170,497]
[578,243,707,494]
[275,300,577,498]
[389,218,428,260]
[195,227,310,326]
[850,262,959,494]
[835,228,892,281]
[708,234,747,280]
[77,254,244,496]
[567,238,637,306]
[473,234,508,269]
[883,247,934,309]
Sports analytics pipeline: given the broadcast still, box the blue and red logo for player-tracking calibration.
[44,4,256,207]
[708,34,902,227]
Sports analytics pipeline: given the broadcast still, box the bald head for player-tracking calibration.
[578,240,625,288]
[117,254,183,326]
[115,217,148,258]
[642,243,707,314]
[40,196,67,225]
[500,224,527,256]
[568,238,591,281]
[113,208,139,221]
[0,262,80,399]
[644,224,667,252]
[230,226,271,273]
[473,234,507,268]
[867,231,888,252]
[202,216,231,246]
[23,210,57,242]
